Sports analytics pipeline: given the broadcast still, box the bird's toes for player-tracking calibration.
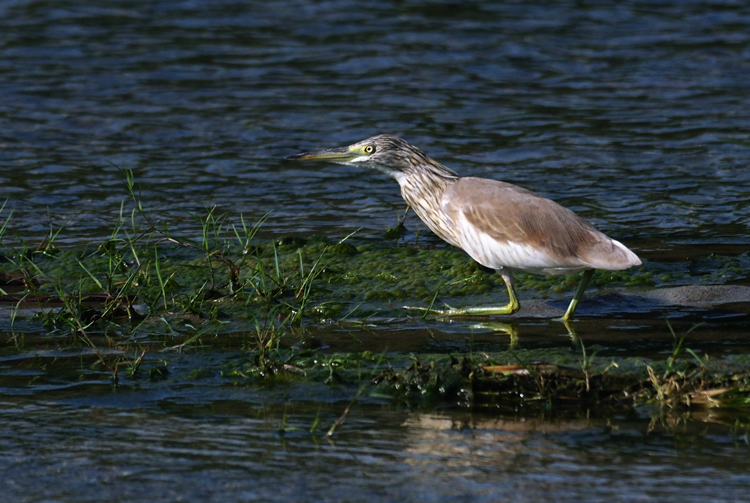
[402,305,448,316]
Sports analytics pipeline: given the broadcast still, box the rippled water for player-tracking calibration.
[2,1,750,501]
[2,388,750,503]
[2,0,749,248]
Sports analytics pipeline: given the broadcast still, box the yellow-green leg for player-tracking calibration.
[406,270,521,316]
[560,269,594,322]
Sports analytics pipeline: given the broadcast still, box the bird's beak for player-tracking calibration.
[286,146,361,163]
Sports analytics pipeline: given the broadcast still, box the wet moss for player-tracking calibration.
[330,242,358,256]
[3,232,749,336]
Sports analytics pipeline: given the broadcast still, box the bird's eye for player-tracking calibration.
[364,145,375,154]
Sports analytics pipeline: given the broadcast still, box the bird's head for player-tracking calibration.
[287,134,447,180]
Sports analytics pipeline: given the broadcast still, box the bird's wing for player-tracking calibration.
[442,177,633,271]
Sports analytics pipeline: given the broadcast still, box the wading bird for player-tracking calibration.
[288,135,640,321]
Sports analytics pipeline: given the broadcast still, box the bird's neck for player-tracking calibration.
[395,163,460,245]
[397,170,456,203]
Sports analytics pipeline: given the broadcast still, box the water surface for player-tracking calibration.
[1,0,749,249]
[2,1,750,501]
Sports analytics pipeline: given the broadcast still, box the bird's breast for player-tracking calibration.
[399,176,462,247]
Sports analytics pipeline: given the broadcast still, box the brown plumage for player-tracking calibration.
[442,178,638,274]
[288,134,641,320]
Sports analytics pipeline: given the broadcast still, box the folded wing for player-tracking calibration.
[442,177,641,275]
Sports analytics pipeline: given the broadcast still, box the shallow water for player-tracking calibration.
[3,401,750,503]
[1,347,750,503]
[2,0,750,501]
[3,311,750,502]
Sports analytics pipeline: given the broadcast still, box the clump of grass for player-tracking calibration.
[635,320,734,414]
[0,170,341,380]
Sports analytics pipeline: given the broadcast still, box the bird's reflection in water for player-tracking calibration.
[467,318,579,348]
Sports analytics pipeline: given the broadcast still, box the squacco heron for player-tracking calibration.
[288,135,641,321]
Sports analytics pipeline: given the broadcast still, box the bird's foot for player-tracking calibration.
[404,303,520,318]
[404,303,464,317]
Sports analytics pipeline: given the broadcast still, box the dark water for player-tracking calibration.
[2,0,749,247]
[1,346,750,503]
[3,397,750,503]
[2,1,750,501]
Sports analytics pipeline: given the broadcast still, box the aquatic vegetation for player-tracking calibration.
[214,334,750,432]
[0,171,660,343]
[4,169,747,348]
[2,173,750,434]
